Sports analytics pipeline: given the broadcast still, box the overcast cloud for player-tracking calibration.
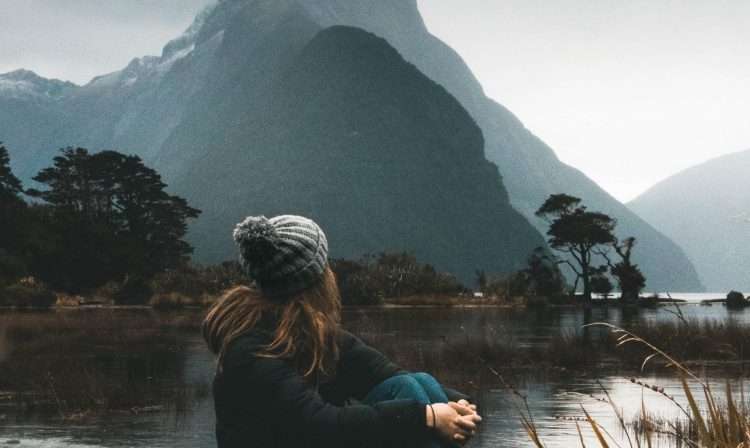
[2,0,748,201]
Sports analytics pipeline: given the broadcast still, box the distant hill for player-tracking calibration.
[629,150,750,291]
[0,0,702,291]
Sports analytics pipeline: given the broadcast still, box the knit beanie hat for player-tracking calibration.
[233,214,329,298]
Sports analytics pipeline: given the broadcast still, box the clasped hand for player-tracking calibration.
[428,399,482,446]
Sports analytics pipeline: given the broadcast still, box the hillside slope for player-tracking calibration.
[158,24,545,283]
[630,150,750,291]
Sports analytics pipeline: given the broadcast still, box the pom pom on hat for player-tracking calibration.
[233,215,278,244]
[233,216,280,276]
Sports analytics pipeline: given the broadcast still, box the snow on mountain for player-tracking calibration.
[0,69,77,100]
[86,2,216,91]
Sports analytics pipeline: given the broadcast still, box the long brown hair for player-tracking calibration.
[202,266,341,379]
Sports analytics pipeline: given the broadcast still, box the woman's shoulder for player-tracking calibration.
[336,328,379,358]
[335,327,360,349]
[222,330,272,368]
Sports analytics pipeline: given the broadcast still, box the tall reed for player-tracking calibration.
[520,323,750,448]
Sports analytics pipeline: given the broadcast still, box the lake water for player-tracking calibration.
[0,297,747,447]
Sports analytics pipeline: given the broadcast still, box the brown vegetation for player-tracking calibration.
[522,323,750,448]
[0,277,56,308]
[330,252,465,305]
[0,311,205,417]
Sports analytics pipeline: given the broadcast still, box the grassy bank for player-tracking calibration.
[2,306,750,425]
[0,310,206,419]
[364,316,750,372]
[523,324,750,448]
[603,318,750,369]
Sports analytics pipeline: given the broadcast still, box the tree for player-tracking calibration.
[0,143,23,203]
[28,147,201,292]
[0,143,29,284]
[597,237,646,302]
[590,273,613,300]
[535,194,616,301]
[521,247,566,297]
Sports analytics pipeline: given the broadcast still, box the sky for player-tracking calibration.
[1,0,748,202]
[419,0,750,202]
[0,0,212,82]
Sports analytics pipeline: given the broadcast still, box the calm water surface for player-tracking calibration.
[0,295,747,447]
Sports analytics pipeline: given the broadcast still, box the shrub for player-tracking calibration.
[590,274,613,298]
[150,262,245,299]
[726,290,747,308]
[1,280,56,308]
[112,277,152,305]
[330,252,464,305]
[149,292,190,310]
[481,248,567,302]
[340,271,384,305]
[483,271,528,300]
[522,247,566,297]
[0,249,27,287]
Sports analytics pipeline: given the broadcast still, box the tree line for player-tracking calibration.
[1,143,465,307]
[1,142,646,306]
[475,194,647,303]
[1,143,200,303]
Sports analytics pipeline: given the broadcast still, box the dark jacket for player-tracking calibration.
[213,327,466,448]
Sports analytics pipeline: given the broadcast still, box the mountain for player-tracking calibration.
[0,5,221,180]
[0,9,545,283]
[629,150,750,291]
[0,0,702,290]
[159,25,546,282]
[0,69,77,100]
[0,70,77,163]
[295,0,703,292]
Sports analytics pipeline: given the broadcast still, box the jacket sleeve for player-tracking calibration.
[222,338,430,447]
[335,329,408,400]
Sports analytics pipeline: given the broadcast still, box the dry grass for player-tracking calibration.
[351,320,602,399]
[0,310,204,417]
[353,316,750,399]
[521,322,750,448]
[148,291,217,309]
[607,318,750,369]
[381,294,523,307]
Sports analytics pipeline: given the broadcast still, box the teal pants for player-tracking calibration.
[363,372,449,448]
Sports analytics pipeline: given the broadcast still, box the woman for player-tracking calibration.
[203,214,482,448]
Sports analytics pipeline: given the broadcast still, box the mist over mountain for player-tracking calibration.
[0,0,702,290]
[629,150,750,291]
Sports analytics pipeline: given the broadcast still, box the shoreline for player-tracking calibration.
[0,295,730,311]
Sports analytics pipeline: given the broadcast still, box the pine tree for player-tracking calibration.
[28,147,201,292]
[0,143,28,283]
[0,143,23,204]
